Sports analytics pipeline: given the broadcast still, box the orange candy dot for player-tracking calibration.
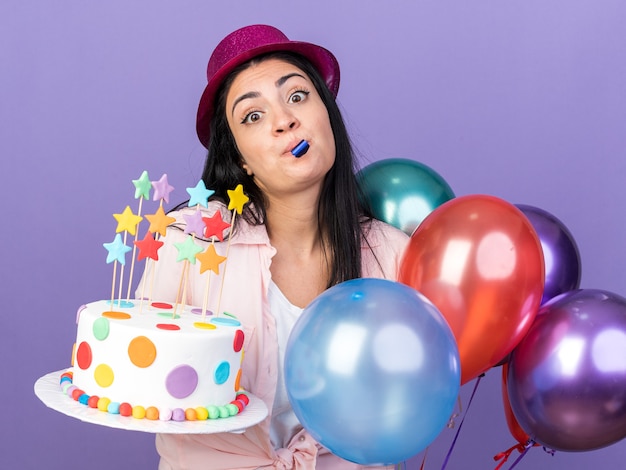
[128,336,157,368]
[234,368,242,392]
[145,406,159,420]
[185,408,197,421]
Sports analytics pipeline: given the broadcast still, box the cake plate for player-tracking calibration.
[34,369,268,434]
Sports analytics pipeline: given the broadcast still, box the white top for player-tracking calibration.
[268,280,305,449]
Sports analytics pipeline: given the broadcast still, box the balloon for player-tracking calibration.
[507,289,626,452]
[516,204,581,304]
[399,194,544,384]
[284,278,460,465]
[501,362,533,445]
[357,158,455,235]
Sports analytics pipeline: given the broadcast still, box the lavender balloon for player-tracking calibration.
[507,289,626,451]
[516,204,581,304]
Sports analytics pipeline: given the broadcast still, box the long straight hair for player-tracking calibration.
[200,51,372,287]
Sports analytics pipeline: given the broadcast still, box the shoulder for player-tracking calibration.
[360,219,410,280]
[362,218,410,250]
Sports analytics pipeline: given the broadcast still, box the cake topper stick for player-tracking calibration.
[126,171,151,301]
[199,210,231,320]
[112,206,142,305]
[103,233,132,310]
[173,234,203,316]
[216,185,249,316]
[141,198,176,307]
[170,180,215,317]
[141,174,175,308]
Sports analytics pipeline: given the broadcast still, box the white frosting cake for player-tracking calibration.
[69,299,246,420]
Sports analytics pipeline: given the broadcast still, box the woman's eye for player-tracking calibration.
[289,90,309,104]
[242,111,261,124]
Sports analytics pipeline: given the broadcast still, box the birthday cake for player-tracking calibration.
[63,172,252,422]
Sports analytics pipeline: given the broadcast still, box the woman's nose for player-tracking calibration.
[273,107,299,133]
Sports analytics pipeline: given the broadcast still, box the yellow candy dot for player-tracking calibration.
[195,407,209,421]
[128,336,157,368]
[97,397,111,412]
[132,405,146,419]
[94,364,114,387]
[193,322,216,330]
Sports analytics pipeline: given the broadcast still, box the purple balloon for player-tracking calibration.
[516,204,581,304]
[507,289,626,451]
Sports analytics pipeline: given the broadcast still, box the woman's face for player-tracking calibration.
[225,58,336,200]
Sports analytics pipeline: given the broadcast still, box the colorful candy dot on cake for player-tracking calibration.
[159,408,173,421]
[94,364,114,387]
[87,396,100,408]
[76,342,92,369]
[236,393,250,406]
[128,336,157,368]
[107,402,121,414]
[211,317,241,327]
[185,408,197,421]
[92,317,110,340]
[60,371,73,381]
[218,406,230,418]
[78,394,90,406]
[172,408,186,422]
[214,361,230,385]
[97,397,111,412]
[62,382,73,394]
[145,407,159,420]
[165,365,198,399]
[71,388,85,400]
[230,400,244,413]
[206,405,219,419]
[65,385,77,397]
[226,404,239,416]
[233,330,244,352]
[195,407,209,421]
[119,403,132,416]
[234,369,242,391]
[132,405,146,419]
[76,305,87,324]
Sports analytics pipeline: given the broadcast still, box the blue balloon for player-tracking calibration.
[284,278,461,465]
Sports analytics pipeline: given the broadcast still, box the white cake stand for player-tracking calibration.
[35,369,268,434]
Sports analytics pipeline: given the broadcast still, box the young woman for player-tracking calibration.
[149,24,409,469]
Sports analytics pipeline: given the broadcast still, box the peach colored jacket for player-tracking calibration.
[143,205,409,470]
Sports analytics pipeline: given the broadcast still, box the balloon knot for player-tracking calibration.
[446,412,459,428]
[542,446,556,456]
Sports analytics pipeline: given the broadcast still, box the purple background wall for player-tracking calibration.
[2,1,625,468]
